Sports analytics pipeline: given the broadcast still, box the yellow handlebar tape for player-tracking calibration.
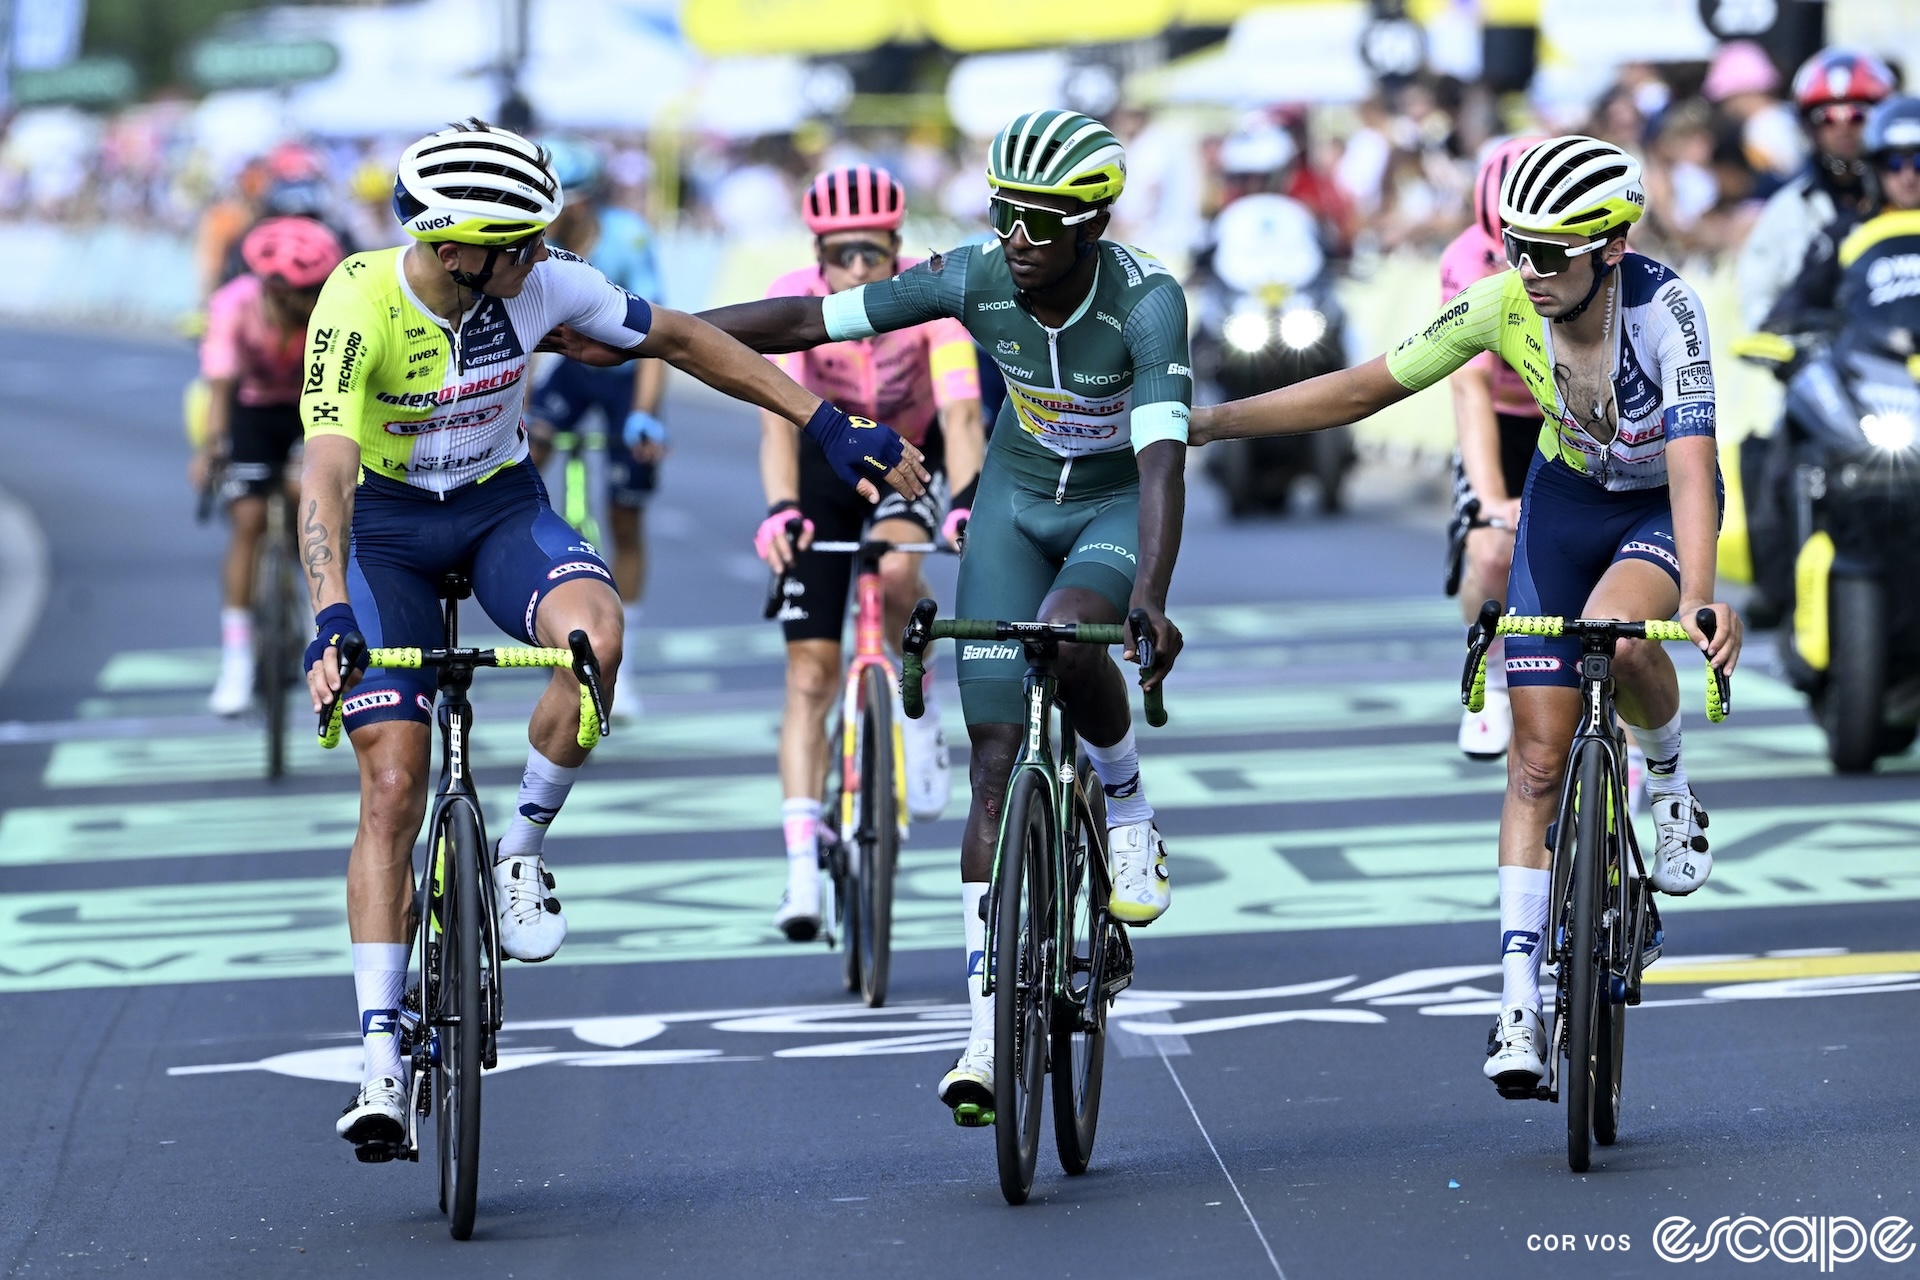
[1481,616,1727,720]
[318,647,584,748]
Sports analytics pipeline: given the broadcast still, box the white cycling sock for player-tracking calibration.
[352,942,410,1083]
[1497,865,1551,1015]
[781,797,821,873]
[1083,728,1153,826]
[220,607,251,655]
[1633,710,1686,793]
[497,748,580,862]
[963,882,991,1044]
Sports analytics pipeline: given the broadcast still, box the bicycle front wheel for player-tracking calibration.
[993,770,1053,1206]
[1565,741,1608,1174]
[1052,757,1108,1174]
[855,665,898,1008]
[434,804,486,1239]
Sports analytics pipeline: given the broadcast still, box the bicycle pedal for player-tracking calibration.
[951,1102,995,1128]
[352,1140,403,1164]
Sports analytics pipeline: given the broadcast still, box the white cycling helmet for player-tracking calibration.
[1498,135,1646,237]
[392,118,562,246]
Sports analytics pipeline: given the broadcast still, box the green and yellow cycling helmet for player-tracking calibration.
[986,110,1127,205]
[1497,135,1645,237]
[392,117,562,246]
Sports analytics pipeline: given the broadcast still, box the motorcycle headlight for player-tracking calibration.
[1862,411,1916,452]
[1223,310,1271,354]
[1277,307,1328,351]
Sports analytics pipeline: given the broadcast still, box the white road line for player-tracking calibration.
[0,483,49,689]
[1157,1040,1286,1280]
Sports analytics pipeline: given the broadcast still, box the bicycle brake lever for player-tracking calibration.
[900,598,938,719]
[1695,607,1731,720]
[762,516,808,620]
[1461,598,1502,709]
[317,632,367,747]
[1126,607,1168,728]
[569,629,610,741]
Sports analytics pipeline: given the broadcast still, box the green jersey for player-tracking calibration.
[821,239,1192,459]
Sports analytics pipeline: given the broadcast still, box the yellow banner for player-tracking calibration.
[919,0,1178,51]
[681,0,914,56]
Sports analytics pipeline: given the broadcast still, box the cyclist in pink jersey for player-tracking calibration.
[1444,138,1545,759]
[755,166,986,940]
[193,216,344,714]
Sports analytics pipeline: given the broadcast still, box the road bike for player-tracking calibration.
[1463,601,1728,1172]
[536,420,610,547]
[317,572,609,1239]
[901,601,1167,1205]
[764,524,951,1007]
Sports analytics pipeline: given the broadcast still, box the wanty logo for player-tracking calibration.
[1652,1215,1913,1268]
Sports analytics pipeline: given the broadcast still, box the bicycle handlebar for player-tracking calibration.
[761,515,956,620]
[898,598,1168,727]
[317,629,608,749]
[1461,600,1729,723]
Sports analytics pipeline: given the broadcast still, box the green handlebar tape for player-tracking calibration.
[901,653,926,718]
[1074,624,1127,646]
[319,701,344,750]
[933,619,1001,641]
[576,685,602,749]
[500,646,572,668]
[1143,686,1167,727]
[1495,615,1565,637]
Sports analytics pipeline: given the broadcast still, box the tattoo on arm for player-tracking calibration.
[302,499,335,606]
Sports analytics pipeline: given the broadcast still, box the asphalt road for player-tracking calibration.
[0,326,1916,1279]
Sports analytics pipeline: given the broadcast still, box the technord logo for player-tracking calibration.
[1651,1215,1914,1268]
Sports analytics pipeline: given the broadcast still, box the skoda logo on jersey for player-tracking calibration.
[1072,371,1126,385]
[977,299,1017,311]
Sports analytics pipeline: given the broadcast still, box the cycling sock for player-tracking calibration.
[962,882,991,1043]
[781,798,820,869]
[621,602,643,649]
[497,748,580,862]
[1084,728,1153,826]
[1634,710,1686,793]
[352,942,410,1082]
[1497,865,1551,1014]
[220,607,251,654]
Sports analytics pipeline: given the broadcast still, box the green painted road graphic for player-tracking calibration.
[7,719,1904,865]
[6,801,1918,993]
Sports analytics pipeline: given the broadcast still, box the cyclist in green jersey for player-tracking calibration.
[558,110,1192,1117]
[1190,136,1743,1094]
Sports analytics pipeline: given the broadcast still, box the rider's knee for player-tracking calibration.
[1508,738,1566,802]
[878,555,921,608]
[362,760,428,831]
[967,730,1018,813]
[786,647,840,705]
[1611,636,1661,683]
[1468,540,1512,595]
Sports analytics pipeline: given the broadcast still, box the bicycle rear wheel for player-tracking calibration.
[822,709,859,992]
[855,665,898,1008]
[434,804,485,1239]
[994,770,1053,1205]
[1051,759,1108,1175]
[1565,742,1608,1174]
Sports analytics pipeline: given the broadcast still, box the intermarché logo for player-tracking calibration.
[1652,1215,1914,1268]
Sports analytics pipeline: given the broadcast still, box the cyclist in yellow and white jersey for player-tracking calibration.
[302,119,928,1157]
[1190,137,1743,1095]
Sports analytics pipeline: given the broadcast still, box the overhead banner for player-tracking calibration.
[681,0,915,55]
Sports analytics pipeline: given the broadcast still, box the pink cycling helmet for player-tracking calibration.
[802,165,906,235]
[1474,135,1544,244]
[241,216,345,289]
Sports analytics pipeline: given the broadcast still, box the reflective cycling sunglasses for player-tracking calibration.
[1810,103,1869,127]
[1502,227,1608,278]
[1878,150,1920,174]
[989,195,1101,246]
[821,240,894,270]
[499,232,546,265]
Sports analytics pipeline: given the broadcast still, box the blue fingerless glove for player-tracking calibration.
[623,408,668,449]
[802,401,906,490]
[305,603,367,675]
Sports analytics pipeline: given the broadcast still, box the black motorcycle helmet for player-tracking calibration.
[1864,95,1920,161]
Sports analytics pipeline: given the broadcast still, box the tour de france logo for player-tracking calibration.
[1651,1215,1914,1267]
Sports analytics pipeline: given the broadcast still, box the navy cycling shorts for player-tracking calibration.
[529,359,656,507]
[340,461,613,731]
[1504,456,1682,689]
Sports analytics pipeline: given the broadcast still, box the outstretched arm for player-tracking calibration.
[1126,440,1186,690]
[699,296,832,353]
[1190,356,1412,445]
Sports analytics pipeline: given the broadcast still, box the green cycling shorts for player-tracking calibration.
[953,429,1140,725]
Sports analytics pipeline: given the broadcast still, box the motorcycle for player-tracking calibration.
[1734,326,1920,772]
[1189,194,1356,517]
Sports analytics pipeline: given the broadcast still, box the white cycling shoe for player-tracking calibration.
[899,690,952,821]
[1108,819,1171,926]
[336,1076,407,1159]
[1458,686,1512,760]
[208,650,254,717]
[939,1038,995,1126]
[493,854,567,961]
[1647,785,1711,895]
[774,861,821,942]
[1483,1006,1548,1094]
